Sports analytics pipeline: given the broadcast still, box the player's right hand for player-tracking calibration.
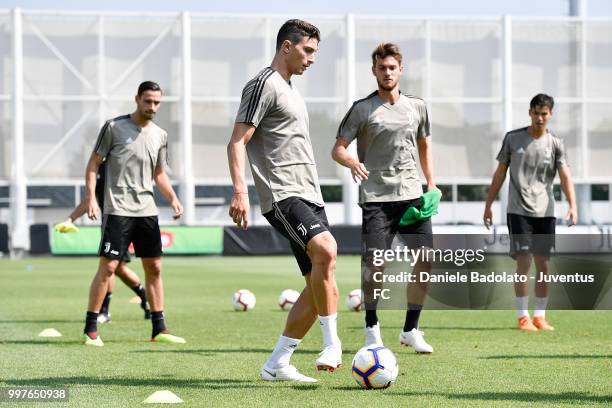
[86,197,99,220]
[229,192,249,230]
[483,206,493,230]
[351,162,369,183]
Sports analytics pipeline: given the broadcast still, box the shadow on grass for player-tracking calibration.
[134,348,352,355]
[5,377,262,390]
[134,348,362,357]
[481,354,612,360]
[345,325,513,331]
[331,387,612,404]
[0,320,82,324]
[290,384,320,390]
[387,391,611,404]
[0,340,83,345]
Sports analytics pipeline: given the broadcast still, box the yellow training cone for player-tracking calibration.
[38,328,62,337]
[143,390,183,404]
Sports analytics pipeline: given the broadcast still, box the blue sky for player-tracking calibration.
[2,0,611,16]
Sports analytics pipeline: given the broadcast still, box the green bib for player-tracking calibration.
[399,188,442,226]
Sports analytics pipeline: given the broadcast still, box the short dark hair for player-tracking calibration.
[276,19,320,51]
[137,81,162,96]
[372,43,402,66]
[530,93,554,111]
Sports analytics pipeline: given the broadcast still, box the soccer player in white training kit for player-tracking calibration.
[483,93,577,332]
[332,43,436,353]
[82,81,185,346]
[228,19,341,382]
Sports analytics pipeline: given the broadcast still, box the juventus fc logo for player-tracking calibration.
[297,223,307,236]
[104,242,111,253]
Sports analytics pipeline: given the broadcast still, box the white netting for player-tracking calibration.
[0,13,609,182]
[430,20,502,98]
[512,21,582,98]
[587,103,612,177]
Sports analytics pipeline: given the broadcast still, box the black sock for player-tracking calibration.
[131,284,147,306]
[151,311,167,338]
[100,292,112,315]
[403,304,423,332]
[84,311,98,335]
[365,309,378,328]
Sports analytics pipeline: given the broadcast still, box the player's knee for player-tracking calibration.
[99,260,119,277]
[144,259,162,276]
[516,255,532,271]
[311,237,337,266]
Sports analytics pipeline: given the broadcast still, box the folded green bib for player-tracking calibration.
[399,188,442,226]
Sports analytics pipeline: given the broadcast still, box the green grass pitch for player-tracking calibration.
[0,256,610,407]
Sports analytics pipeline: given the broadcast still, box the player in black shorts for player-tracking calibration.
[484,94,577,331]
[54,161,150,322]
[332,43,437,353]
[82,81,185,346]
[228,20,341,382]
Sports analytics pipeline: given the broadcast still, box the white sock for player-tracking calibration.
[533,297,548,317]
[515,296,529,318]
[365,323,383,345]
[266,335,301,369]
[319,313,341,348]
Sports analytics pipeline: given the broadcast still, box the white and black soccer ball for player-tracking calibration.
[351,346,399,389]
[346,289,363,311]
[278,289,300,311]
[232,289,256,311]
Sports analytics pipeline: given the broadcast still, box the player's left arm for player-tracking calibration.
[417,136,436,191]
[558,165,577,226]
[154,166,183,220]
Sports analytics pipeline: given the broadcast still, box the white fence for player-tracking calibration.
[1,10,611,249]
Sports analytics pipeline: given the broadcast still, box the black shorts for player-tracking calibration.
[263,197,330,275]
[99,215,162,260]
[507,213,555,258]
[361,199,434,261]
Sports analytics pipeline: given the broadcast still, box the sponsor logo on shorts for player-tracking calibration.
[104,242,111,253]
[310,224,321,230]
[110,250,119,256]
[297,223,307,236]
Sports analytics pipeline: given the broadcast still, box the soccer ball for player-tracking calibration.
[232,289,256,311]
[346,289,363,311]
[351,346,399,390]
[278,289,300,310]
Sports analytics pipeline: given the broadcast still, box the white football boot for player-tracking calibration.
[399,328,434,354]
[364,323,384,346]
[260,364,317,383]
[315,344,342,372]
[97,313,111,324]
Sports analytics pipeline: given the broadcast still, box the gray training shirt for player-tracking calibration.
[93,114,168,217]
[337,92,430,204]
[497,127,568,218]
[235,67,324,214]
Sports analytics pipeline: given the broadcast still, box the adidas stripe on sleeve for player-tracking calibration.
[235,67,275,127]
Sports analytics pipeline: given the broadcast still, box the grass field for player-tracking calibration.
[1,256,611,407]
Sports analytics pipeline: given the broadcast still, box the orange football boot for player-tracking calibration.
[518,316,538,332]
[532,316,554,331]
